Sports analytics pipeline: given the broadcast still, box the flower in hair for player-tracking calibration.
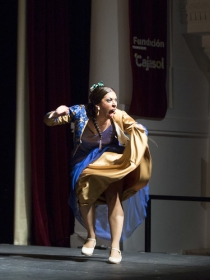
[90,81,104,91]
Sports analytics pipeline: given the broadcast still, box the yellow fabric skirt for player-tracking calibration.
[75,126,152,206]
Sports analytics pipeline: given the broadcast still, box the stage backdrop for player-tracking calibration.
[0,0,17,244]
[27,0,91,246]
[129,0,167,119]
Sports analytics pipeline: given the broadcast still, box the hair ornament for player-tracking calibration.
[90,81,104,91]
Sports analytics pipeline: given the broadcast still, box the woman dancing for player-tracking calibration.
[44,82,152,264]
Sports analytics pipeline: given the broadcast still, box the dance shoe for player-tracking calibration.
[108,248,122,264]
[81,238,96,256]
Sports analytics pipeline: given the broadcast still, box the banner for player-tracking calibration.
[129,0,167,119]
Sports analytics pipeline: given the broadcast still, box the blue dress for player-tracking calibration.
[68,123,149,241]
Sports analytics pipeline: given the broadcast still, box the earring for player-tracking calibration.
[97,106,100,116]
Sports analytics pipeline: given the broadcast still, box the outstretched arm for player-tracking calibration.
[44,105,70,126]
[49,105,69,118]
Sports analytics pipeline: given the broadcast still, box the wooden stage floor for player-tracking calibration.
[0,244,210,279]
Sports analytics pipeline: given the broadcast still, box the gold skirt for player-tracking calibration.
[75,126,152,206]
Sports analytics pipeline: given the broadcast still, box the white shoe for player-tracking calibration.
[108,248,122,264]
[81,238,96,256]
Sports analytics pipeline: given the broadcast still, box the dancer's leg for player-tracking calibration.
[79,204,96,248]
[105,179,124,258]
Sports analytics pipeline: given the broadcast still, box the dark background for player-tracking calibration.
[0,0,91,244]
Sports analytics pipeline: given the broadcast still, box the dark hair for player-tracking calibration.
[86,86,114,119]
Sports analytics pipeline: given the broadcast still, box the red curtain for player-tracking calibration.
[27,0,74,246]
[129,0,167,119]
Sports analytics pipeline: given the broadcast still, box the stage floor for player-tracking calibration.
[0,244,210,279]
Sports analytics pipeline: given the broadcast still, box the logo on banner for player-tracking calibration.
[132,37,165,71]
[129,0,167,118]
[133,37,165,48]
[134,54,164,71]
